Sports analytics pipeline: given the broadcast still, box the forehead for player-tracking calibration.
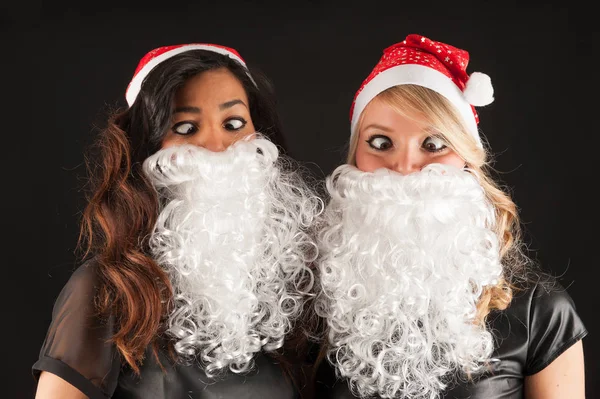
[175,68,249,104]
[360,98,430,134]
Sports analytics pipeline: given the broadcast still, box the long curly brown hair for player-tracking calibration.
[78,49,288,373]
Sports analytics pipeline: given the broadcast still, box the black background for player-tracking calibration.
[3,1,594,398]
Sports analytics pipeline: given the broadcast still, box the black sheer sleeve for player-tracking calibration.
[32,260,121,399]
[524,282,588,375]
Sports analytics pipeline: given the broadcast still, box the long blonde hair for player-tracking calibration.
[347,84,533,325]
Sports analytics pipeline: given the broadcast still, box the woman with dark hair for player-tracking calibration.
[33,43,322,399]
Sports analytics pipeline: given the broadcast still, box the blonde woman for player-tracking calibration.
[311,34,587,399]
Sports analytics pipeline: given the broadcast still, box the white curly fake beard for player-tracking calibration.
[315,164,503,399]
[143,136,321,376]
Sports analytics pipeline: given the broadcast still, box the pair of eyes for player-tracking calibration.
[172,117,248,135]
[367,134,448,153]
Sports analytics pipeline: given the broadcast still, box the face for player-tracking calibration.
[161,68,256,151]
[354,98,465,174]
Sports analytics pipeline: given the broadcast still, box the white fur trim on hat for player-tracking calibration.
[351,64,482,147]
[125,44,248,107]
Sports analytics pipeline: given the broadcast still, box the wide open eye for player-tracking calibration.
[223,117,247,131]
[367,135,393,151]
[172,121,197,135]
[422,135,448,153]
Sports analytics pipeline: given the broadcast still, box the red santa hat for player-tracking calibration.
[125,43,249,107]
[350,34,494,146]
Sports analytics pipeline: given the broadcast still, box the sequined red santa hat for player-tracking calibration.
[350,34,494,146]
[125,43,249,107]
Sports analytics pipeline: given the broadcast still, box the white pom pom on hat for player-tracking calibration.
[464,72,494,107]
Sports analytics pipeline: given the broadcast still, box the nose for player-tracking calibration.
[390,148,422,175]
[191,128,227,152]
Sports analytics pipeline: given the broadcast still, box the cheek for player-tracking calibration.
[247,120,256,134]
[437,152,465,169]
[160,134,180,149]
[227,121,256,144]
[228,130,255,147]
[241,122,256,140]
[355,147,385,172]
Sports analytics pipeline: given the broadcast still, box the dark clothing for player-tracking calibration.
[314,282,587,399]
[33,260,300,399]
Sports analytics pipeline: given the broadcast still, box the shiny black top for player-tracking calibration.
[32,261,300,399]
[313,282,587,399]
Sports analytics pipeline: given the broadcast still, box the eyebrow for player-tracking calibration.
[173,99,247,114]
[362,123,393,132]
[219,99,247,110]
